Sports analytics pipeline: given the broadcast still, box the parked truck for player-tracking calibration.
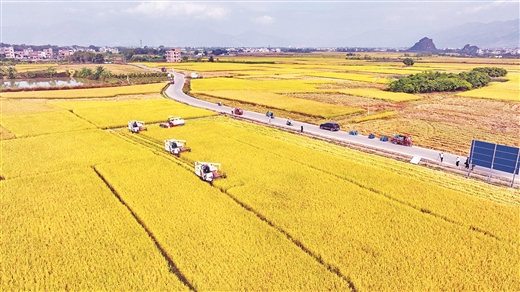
[391,134,412,146]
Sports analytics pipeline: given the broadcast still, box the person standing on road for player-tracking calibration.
[456,156,460,167]
[301,125,303,133]
[231,108,234,115]
[440,152,444,162]
[464,158,469,169]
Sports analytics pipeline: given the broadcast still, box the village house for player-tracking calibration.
[165,48,181,62]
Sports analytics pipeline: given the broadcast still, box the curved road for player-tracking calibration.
[160,70,518,186]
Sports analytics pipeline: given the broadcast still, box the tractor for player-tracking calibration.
[164,139,191,157]
[160,116,185,128]
[194,162,227,185]
[128,120,146,133]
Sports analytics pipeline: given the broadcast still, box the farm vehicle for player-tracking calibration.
[391,134,412,146]
[160,116,185,128]
[128,120,147,133]
[164,139,191,157]
[194,162,227,185]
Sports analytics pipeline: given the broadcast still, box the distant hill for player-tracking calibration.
[407,37,438,52]
[431,19,519,49]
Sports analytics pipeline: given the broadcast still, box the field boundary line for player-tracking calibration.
[219,187,358,292]
[92,166,197,291]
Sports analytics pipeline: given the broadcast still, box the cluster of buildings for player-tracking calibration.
[0,46,120,61]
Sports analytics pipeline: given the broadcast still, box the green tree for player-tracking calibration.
[45,66,56,77]
[208,55,215,62]
[93,66,105,80]
[403,58,414,66]
[7,66,17,79]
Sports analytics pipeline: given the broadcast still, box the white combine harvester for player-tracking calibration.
[160,116,185,128]
[194,162,227,185]
[128,120,146,133]
[164,139,191,157]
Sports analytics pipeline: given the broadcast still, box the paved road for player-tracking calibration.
[159,70,518,186]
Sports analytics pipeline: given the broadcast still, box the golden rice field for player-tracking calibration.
[0,83,166,99]
[191,77,330,92]
[0,129,156,179]
[1,168,187,291]
[353,111,395,123]
[193,90,362,118]
[337,88,421,102]
[182,55,518,155]
[456,73,520,101]
[1,110,96,137]
[0,99,60,114]
[49,96,216,128]
[305,72,391,84]
[134,116,518,290]
[2,53,519,290]
[95,156,349,290]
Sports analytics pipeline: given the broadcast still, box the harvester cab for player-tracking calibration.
[194,162,227,185]
[128,120,146,133]
[164,139,191,157]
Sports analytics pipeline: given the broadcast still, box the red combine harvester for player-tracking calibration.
[391,134,412,146]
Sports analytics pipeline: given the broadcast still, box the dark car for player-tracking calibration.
[319,122,340,131]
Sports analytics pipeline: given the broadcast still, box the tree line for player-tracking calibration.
[388,67,507,93]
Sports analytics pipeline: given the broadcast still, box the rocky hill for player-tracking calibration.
[407,37,438,52]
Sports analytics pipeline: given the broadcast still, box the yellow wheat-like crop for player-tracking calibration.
[353,111,396,123]
[49,98,216,128]
[139,116,519,291]
[95,156,351,290]
[1,110,96,137]
[1,168,188,291]
[306,72,390,83]
[456,74,520,101]
[0,129,156,179]
[0,99,59,115]
[193,90,362,118]
[338,88,421,102]
[191,77,327,92]
[1,83,166,99]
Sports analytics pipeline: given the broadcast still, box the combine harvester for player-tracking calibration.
[128,120,147,133]
[160,116,185,128]
[164,139,191,157]
[194,162,227,185]
[391,134,413,146]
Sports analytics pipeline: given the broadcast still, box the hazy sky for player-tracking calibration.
[1,0,519,47]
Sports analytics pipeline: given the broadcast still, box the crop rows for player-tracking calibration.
[1,83,166,99]
[1,168,188,291]
[95,156,350,290]
[137,117,518,290]
[337,88,421,102]
[193,90,363,118]
[1,110,96,138]
[49,97,216,128]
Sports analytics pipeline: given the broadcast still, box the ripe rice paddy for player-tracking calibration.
[1,53,519,290]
